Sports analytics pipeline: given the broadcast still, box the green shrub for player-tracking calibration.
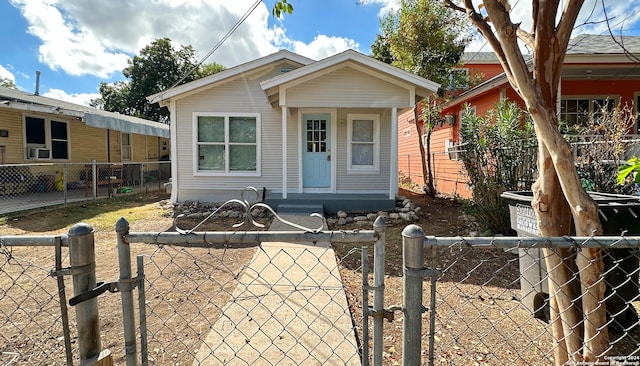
[458,100,537,234]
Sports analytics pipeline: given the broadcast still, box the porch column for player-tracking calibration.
[169,100,178,203]
[281,105,288,199]
[390,107,398,200]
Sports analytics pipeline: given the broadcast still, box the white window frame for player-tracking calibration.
[192,112,261,176]
[121,132,132,161]
[448,106,476,161]
[347,113,380,174]
[559,95,620,128]
[24,114,69,160]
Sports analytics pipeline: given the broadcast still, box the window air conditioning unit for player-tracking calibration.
[445,139,459,161]
[28,147,51,160]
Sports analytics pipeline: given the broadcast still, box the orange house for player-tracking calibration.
[398,34,640,199]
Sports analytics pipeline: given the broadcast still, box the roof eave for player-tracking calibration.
[147,50,315,104]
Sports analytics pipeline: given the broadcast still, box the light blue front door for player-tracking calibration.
[303,113,331,188]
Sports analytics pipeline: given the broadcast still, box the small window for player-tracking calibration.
[347,114,379,173]
[121,133,132,161]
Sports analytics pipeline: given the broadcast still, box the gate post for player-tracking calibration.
[402,224,424,366]
[116,217,137,366]
[372,216,386,366]
[68,222,101,360]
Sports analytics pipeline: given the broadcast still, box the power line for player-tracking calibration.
[151,0,263,103]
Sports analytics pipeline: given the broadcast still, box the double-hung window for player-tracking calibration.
[347,114,379,173]
[194,113,260,175]
[25,115,68,160]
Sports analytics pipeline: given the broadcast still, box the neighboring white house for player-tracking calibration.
[149,49,439,212]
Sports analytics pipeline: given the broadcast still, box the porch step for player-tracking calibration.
[276,203,325,215]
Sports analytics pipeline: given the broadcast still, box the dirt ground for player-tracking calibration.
[1,188,638,365]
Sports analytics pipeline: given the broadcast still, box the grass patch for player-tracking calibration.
[1,192,170,233]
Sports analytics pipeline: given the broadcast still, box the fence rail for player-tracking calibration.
[0,161,170,215]
[4,216,640,365]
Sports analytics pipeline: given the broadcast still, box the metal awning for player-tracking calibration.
[84,113,169,138]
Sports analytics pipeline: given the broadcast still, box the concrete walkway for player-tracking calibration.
[192,214,360,365]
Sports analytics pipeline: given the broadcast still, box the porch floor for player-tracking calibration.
[264,192,395,214]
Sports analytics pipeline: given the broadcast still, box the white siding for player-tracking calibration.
[174,68,285,201]
[334,108,391,191]
[172,60,416,201]
[286,67,411,108]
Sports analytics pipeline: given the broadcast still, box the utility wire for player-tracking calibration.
[151,0,263,103]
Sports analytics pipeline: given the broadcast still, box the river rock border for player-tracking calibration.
[327,197,421,227]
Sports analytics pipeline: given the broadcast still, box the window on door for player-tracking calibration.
[306,118,327,152]
[25,116,68,160]
[347,114,379,173]
[194,113,260,175]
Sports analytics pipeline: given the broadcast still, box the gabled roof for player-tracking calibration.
[260,49,440,99]
[441,34,640,110]
[567,34,640,54]
[0,86,169,137]
[147,50,315,104]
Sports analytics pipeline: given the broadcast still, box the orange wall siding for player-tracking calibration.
[431,127,471,198]
[397,109,424,186]
[561,79,638,106]
[465,63,505,81]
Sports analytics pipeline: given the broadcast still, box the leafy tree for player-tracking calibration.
[92,38,225,123]
[0,77,17,89]
[379,0,471,86]
[372,0,472,196]
[272,0,293,17]
[370,34,395,65]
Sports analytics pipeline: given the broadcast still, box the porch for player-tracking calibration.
[264,192,396,214]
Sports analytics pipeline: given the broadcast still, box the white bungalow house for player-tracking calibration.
[149,49,439,213]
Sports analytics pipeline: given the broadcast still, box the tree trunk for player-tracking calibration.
[425,128,435,197]
[447,0,608,361]
[415,105,435,197]
[529,104,608,363]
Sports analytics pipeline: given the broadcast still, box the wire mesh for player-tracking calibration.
[136,240,361,365]
[0,240,76,365]
[426,237,640,365]
[0,161,171,215]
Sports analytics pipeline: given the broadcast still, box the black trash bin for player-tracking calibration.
[501,191,640,326]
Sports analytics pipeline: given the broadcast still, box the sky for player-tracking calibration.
[1,0,640,107]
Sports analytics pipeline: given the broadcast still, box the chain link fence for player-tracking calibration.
[401,230,640,366]
[0,161,171,215]
[122,224,375,366]
[0,236,77,365]
[5,209,640,365]
[0,214,377,365]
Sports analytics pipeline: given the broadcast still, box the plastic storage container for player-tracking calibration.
[501,191,640,325]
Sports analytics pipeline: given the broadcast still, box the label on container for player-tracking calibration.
[515,204,538,236]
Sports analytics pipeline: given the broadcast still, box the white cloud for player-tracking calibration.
[358,0,399,18]
[10,0,130,78]
[0,65,15,82]
[42,88,99,107]
[8,0,290,79]
[285,35,360,60]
